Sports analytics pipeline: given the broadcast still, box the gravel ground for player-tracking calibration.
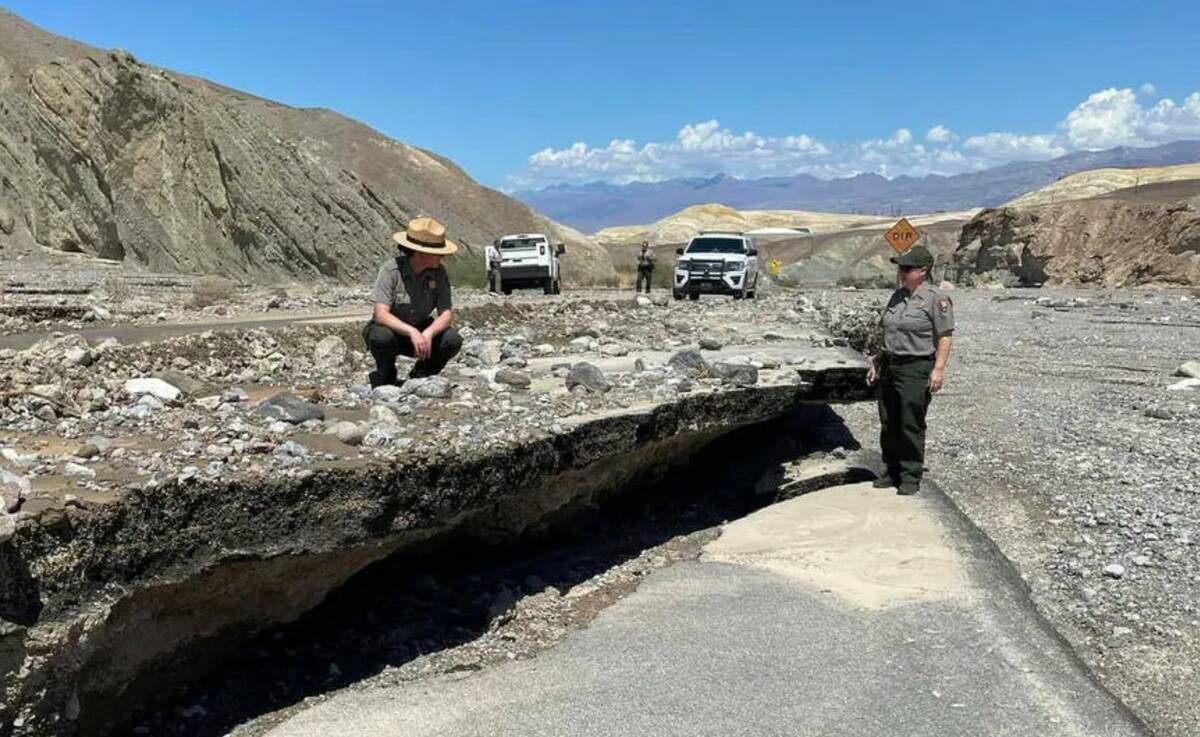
[828,286,1199,737]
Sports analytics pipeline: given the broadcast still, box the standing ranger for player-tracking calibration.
[865,245,954,495]
[363,217,463,388]
[485,238,503,293]
[635,241,655,294]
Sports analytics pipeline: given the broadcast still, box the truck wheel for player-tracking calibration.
[673,291,683,301]
[543,278,554,295]
[553,279,562,295]
[503,287,513,296]
[688,293,700,301]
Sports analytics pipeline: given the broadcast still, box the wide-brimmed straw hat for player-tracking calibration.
[392,217,458,255]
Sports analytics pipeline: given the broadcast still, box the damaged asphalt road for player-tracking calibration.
[261,480,1148,737]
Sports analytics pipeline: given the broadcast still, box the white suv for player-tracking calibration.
[672,232,760,300]
[494,233,565,295]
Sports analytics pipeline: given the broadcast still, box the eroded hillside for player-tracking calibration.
[0,11,614,285]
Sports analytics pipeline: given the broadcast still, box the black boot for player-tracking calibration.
[368,370,400,389]
[871,475,896,490]
[896,481,920,496]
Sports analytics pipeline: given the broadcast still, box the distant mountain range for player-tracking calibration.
[514,141,1200,233]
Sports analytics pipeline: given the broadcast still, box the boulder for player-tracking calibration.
[566,362,611,394]
[668,349,709,378]
[255,392,325,424]
[698,337,723,351]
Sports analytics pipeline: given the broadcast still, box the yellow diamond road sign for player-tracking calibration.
[884,218,921,253]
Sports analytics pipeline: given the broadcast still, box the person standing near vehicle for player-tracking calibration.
[485,239,503,293]
[865,245,954,495]
[635,241,654,293]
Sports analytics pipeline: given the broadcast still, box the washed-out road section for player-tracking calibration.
[266,482,1148,737]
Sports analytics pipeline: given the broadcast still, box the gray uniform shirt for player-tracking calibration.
[368,254,452,326]
[637,249,654,270]
[880,283,955,356]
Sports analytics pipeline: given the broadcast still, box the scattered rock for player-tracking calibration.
[73,443,101,459]
[372,385,406,402]
[698,337,723,351]
[409,377,452,400]
[668,349,709,378]
[64,462,96,479]
[255,392,325,424]
[326,421,366,446]
[495,368,532,388]
[1103,563,1126,580]
[124,377,183,402]
[1174,361,1200,379]
[566,362,611,394]
[314,336,349,369]
[1,468,31,513]
[710,362,759,386]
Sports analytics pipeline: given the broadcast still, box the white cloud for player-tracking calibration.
[510,85,1200,188]
[926,125,956,143]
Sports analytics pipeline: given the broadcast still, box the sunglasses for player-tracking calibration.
[898,265,926,272]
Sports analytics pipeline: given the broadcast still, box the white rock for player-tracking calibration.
[1103,563,1126,579]
[64,462,96,479]
[1167,378,1200,392]
[64,347,94,367]
[369,405,404,427]
[326,421,366,446]
[1,468,31,513]
[124,377,182,401]
[636,296,652,307]
[314,336,349,368]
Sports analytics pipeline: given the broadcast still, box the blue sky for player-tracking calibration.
[6,1,1199,189]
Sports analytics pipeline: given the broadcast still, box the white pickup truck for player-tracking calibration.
[493,233,566,295]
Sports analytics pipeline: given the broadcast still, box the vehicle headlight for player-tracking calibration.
[676,261,689,271]
[725,261,745,272]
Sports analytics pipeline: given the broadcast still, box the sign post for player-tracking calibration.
[884,218,921,253]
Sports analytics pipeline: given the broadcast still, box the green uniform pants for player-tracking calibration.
[878,354,934,487]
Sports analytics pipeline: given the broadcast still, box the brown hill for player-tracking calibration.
[0,10,614,285]
[953,184,1200,287]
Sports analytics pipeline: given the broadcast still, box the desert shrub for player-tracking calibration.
[189,276,236,308]
[101,276,132,304]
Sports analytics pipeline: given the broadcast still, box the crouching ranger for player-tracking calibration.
[866,245,954,495]
[363,217,463,388]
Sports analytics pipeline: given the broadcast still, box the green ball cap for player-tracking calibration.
[890,245,934,267]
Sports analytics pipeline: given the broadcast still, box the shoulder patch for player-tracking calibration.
[937,298,951,313]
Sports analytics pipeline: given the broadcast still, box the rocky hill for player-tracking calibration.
[1007,162,1200,208]
[0,10,614,285]
[953,187,1200,287]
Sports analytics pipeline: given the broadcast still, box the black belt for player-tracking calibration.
[882,353,934,362]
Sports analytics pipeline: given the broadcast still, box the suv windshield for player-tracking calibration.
[500,238,544,250]
[686,237,745,254]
